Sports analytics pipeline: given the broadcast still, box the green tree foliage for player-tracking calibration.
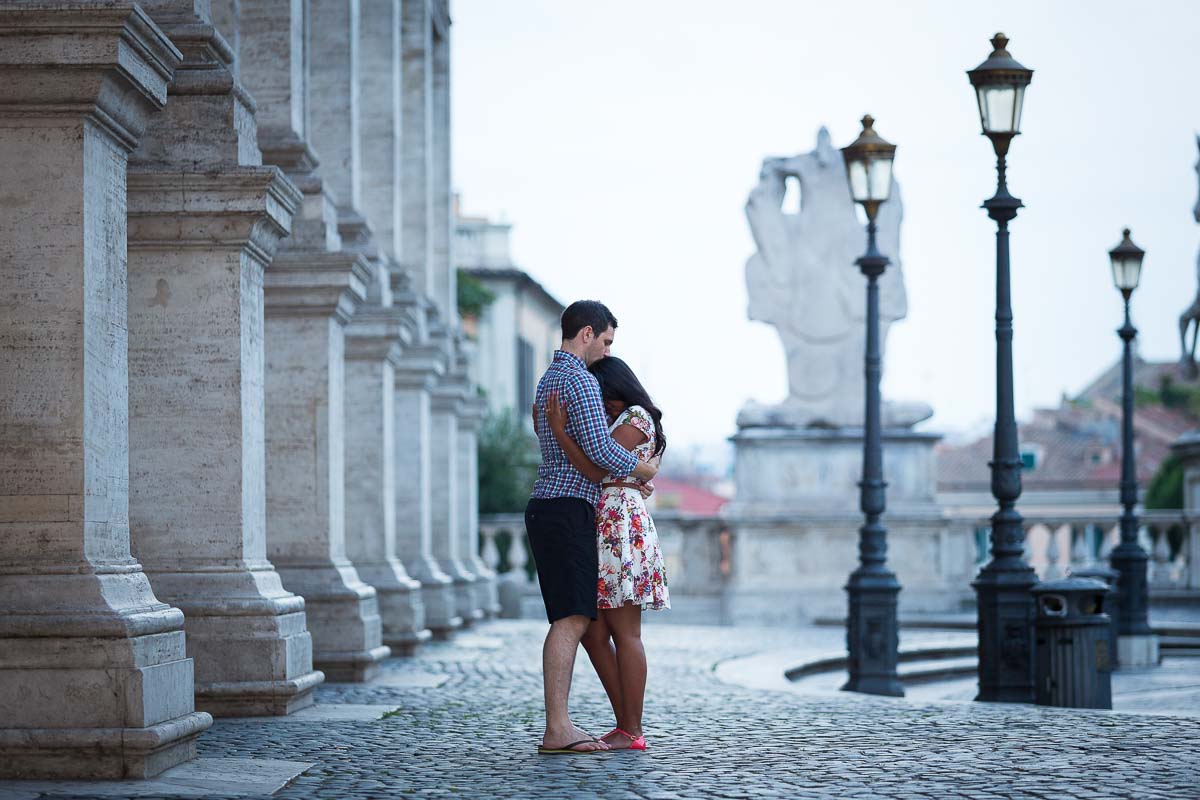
[457,270,496,318]
[478,408,540,514]
[1135,374,1200,418]
[1144,453,1184,510]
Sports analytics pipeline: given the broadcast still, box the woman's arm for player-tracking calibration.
[545,392,607,483]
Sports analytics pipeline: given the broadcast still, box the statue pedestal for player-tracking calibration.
[724,426,974,623]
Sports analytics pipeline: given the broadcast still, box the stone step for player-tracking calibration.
[899,656,978,684]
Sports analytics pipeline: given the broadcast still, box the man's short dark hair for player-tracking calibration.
[561,300,617,340]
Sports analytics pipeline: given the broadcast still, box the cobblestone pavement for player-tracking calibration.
[17,620,1200,799]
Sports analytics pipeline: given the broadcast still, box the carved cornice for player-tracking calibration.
[0,2,182,149]
[258,126,320,174]
[265,250,370,323]
[345,304,413,364]
[394,340,446,390]
[127,167,301,264]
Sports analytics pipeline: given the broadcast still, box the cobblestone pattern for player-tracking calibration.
[33,621,1200,799]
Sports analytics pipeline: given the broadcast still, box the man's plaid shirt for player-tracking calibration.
[531,350,637,508]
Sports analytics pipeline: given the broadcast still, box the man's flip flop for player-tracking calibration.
[537,739,603,755]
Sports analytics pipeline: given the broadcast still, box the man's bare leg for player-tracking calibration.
[543,614,608,751]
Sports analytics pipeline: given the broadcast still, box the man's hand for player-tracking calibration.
[638,480,655,500]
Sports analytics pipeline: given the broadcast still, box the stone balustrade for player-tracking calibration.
[958,510,1197,592]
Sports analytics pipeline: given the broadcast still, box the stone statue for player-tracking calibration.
[1179,135,1200,379]
[740,127,931,428]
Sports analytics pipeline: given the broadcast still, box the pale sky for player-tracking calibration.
[451,0,1200,468]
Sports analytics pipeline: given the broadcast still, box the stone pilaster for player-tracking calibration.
[393,292,461,638]
[430,331,480,626]
[345,306,431,654]
[429,12,456,324]
[457,382,499,619]
[400,0,433,297]
[359,0,402,262]
[126,0,323,716]
[0,3,211,777]
[309,0,373,251]
[264,253,391,681]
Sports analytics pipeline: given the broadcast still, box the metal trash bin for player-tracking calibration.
[1068,565,1120,669]
[1032,577,1113,709]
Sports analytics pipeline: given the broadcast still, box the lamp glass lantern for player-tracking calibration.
[841,115,896,217]
[1109,228,1145,295]
[967,33,1033,141]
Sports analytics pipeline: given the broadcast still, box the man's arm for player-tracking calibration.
[566,375,639,477]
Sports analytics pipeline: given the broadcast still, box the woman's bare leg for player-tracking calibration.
[603,602,646,739]
[580,616,624,727]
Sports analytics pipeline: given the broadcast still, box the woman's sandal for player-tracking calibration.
[604,728,647,751]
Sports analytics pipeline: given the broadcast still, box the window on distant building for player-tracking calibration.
[1019,444,1042,471]
[516,337,534,418]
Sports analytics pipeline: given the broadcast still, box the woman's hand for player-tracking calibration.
[545,391,568,436]
[631,453,660,483]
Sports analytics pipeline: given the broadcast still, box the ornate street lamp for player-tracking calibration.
[840,115,903,697]
[967,33,1038,703]
[1107,228,1159,666]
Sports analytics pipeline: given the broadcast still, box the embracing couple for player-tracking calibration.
[525,300,670,755]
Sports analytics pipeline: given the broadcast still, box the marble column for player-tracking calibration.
[400,0,433,297]
[0,3,211,777]
[240,0,390,682]
[429,17,456,324]
[430,335,480,626]
[360,0,402,262]
[309,0,373,251]
[345,306,430,654]
[264,253,390,681]
[126,0,323,716]
[458,389,500,619]
[393,292,461,638]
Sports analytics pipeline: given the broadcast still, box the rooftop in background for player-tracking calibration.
[937,357,1198,494]
[651,476,730,516]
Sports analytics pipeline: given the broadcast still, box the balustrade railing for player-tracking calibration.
[959,510,1197,592]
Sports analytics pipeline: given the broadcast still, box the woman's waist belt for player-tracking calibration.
[600,481,643,491]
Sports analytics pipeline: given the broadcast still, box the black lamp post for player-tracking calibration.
[967,33,1038,703]
[840,115,903,698]
[1107,228,1154,648]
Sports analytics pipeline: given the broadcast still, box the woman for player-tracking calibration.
[545,356,669,752]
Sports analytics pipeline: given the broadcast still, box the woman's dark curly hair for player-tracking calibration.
[589,356,666,457]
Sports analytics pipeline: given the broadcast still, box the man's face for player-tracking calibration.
[584,325,614,366]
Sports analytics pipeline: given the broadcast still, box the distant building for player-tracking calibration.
[456,205,564,423]
[937,357,1195,517]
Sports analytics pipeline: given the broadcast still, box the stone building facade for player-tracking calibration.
[0,0,495,779]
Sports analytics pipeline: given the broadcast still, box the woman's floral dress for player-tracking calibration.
[596,405,670,611]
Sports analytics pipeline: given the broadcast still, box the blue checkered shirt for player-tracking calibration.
[530,350,638,508]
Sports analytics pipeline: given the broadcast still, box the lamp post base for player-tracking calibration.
[973,566,1037,703]
[842,572,904,698]
[1117,635,1160,668]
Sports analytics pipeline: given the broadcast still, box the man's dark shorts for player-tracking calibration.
[525,497,598,623]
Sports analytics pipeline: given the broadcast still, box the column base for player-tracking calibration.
[274,561,390,682]
[0,712,213,780]
[0,572,214,778]
[1117,634,1161,668]
[143,566,324,716]
[354,561,432,654]
[405,559,463,637]
[470,566,501,619]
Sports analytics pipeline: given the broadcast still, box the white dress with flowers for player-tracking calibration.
[595,406,670,611]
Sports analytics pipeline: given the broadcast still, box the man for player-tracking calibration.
[526,300,658,755]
